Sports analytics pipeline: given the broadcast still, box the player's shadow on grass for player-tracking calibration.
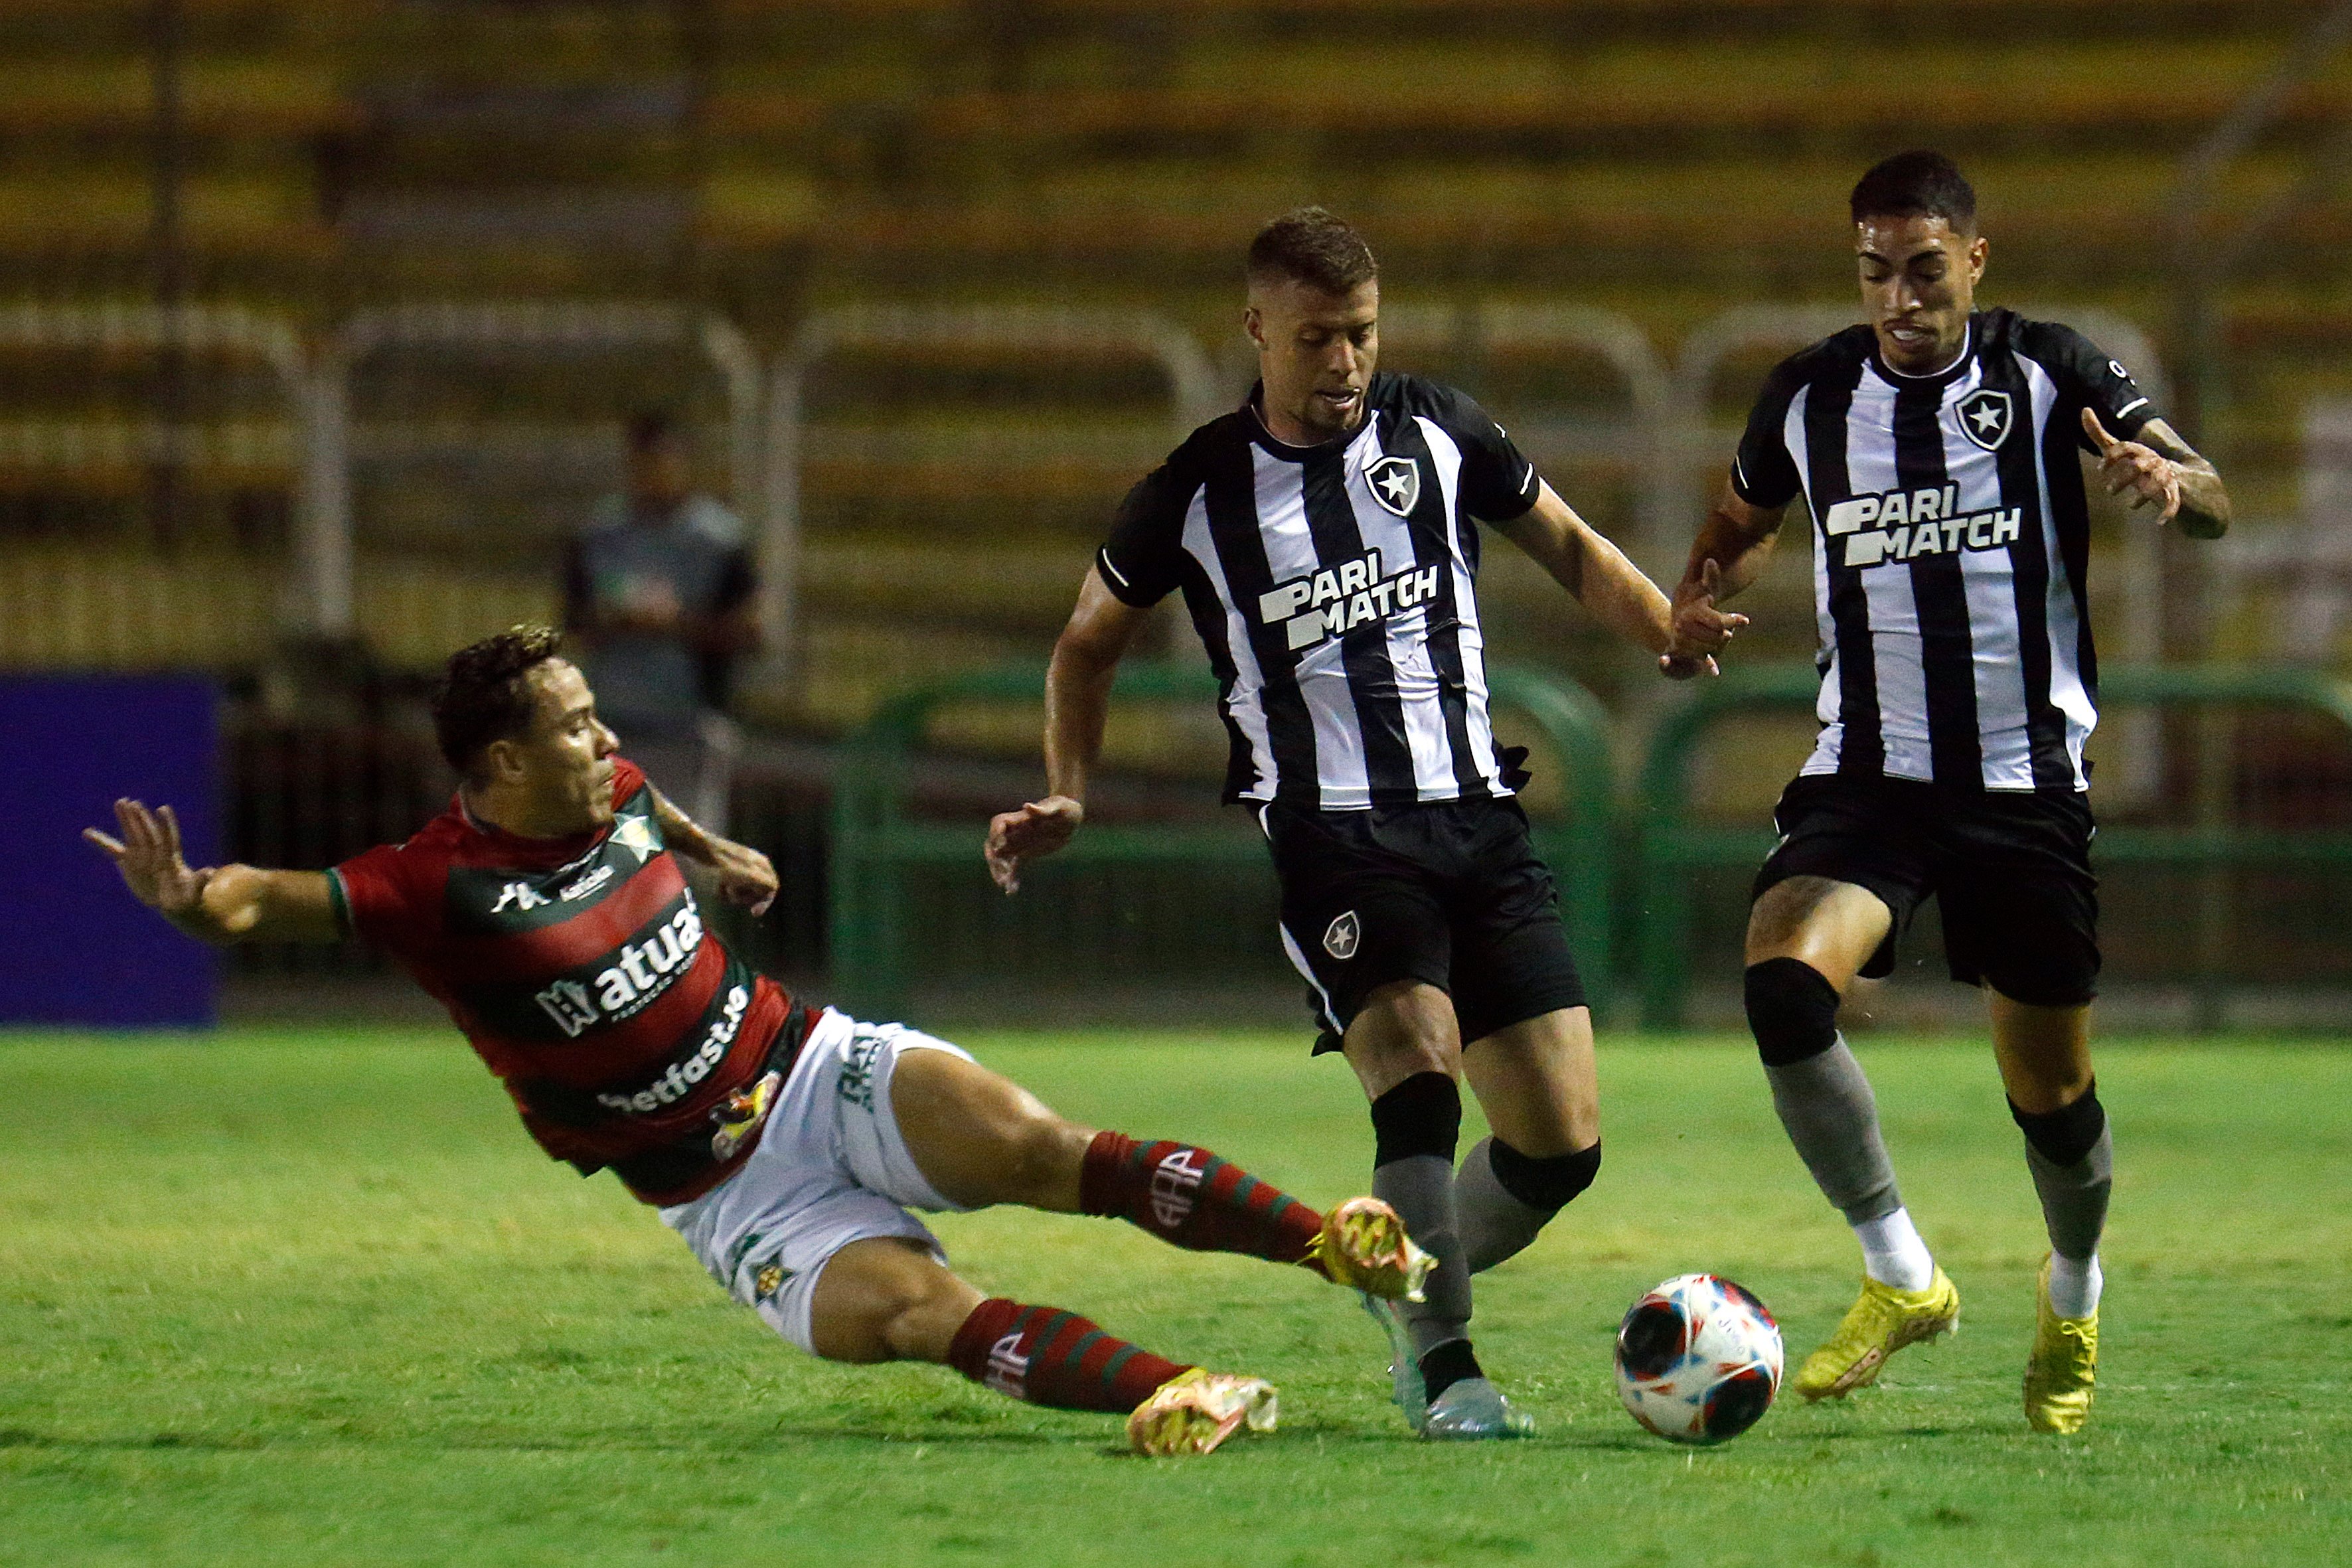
[0,1429,266,1452]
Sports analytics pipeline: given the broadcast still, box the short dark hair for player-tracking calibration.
[1246,206,1378,295]
[1850,151,1978,234]
[626,410,684,455]
[433,625,564,776]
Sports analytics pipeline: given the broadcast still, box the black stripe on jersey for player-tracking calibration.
[1300,445,1419,800]
[1805,370,1880,775]
[1895,379,1982,784]
[1380,412,1484,797]
[1172,542,1263,801]
[1988,354,2077,787]
[1201,442,1322,800]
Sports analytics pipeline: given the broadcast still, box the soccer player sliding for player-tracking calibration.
[986,208,1738,1437]
[1674,151,2233,1433]
[84,627,1435,1457]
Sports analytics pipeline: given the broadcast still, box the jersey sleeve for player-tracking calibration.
[1730,360,1808,510]
[330,842,422,953]
[1095,461,1194,608]
[2021,320,2166,451]
[1432,385,1542,522]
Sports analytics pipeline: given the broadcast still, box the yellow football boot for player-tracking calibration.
[2023,1258,2098,1435]
[1126,1369,1279,1457]
[1308,1196,1435,1303]
[1794,1267,1961,1401]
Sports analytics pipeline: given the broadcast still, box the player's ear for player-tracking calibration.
[1966,233,1988,283]
[482,736,528,785]
[1243,305,1265,351]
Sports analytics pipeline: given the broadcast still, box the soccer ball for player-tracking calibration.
[1612,1273,1784,1445]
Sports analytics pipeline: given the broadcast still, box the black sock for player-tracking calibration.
[1417,1338,1484,1403]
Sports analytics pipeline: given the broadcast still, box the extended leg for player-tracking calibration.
[1747,877,1958,1399]
[805,1235,1274,1456]
[888,1044,1422,1292]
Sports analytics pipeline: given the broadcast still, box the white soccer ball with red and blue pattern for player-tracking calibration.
[1612,1273,1783,1445]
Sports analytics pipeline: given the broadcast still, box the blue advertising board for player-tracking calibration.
[0,675,218,1027]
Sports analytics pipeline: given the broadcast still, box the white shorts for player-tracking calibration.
[659,1008,975,1354]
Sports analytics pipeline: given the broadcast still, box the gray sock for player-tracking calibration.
[1373,1152,1472,1357]
[1454,1137,1551,1275]
[1765,1034,1903,1225]
[2025,1124,2112,1261]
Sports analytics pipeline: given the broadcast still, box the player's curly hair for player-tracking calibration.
[1850,150,1977,235]
[1247,206,1377,295]
[433,624,565,777]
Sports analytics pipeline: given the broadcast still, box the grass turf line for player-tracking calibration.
[1,1028,2345,1567]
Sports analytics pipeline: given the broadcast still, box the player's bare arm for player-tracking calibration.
[984,565,1152,892]
[646,783,778,915]
[82,797,340,945]
[1497,482,1747,680]
[2082,410,2230,540]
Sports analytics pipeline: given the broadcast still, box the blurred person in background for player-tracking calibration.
[563,410,758,832]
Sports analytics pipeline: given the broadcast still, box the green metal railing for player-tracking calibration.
[828,661,1618,1021]
[1632,663,2352,1027]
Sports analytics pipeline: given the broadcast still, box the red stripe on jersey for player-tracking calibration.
[426,852,689,986]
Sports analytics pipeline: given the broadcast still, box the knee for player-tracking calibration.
[1745,956,1842,1067]
[872,1269,979,1364]
[1369,1070,1462,1165]
[1488,1137,1601,1214]
[2010,1082,2106,1167]
[999,1113,1088,1205]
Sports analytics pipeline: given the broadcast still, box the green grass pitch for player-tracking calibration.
[2,1027,2346,1567]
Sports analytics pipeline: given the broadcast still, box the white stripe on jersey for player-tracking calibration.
[1344,416,1460,799]
[1946,357,2037,788]
[1249,445,1373,805]
[2023,358,2097,784]
[1181,489,1279,800]
[1415,414,1505,795]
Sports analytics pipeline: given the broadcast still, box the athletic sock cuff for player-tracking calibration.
[2009,1084,2106,1168]
[1370,1071,1462,1166]
[1487,1138,1601,1214]
[1745,957,1842,1067]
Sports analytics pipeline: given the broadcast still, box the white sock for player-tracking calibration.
[2047,1253,2102,1318]
[1852,1207,1935,1292]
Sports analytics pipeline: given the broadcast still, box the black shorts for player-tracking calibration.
[1260,797,1587,1053]
[1753,774,2100,1007]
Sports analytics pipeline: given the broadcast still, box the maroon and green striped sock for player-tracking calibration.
[945,1298,1188,1413]
[1079,1131,1328,1271]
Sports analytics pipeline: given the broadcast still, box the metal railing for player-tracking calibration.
[827,661,1618,1022]
[1631,663,2352,1027]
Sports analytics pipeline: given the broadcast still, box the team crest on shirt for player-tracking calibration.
[1324,910,1361,961]
[1955,388,2014,451]
[1364,454,1421,517]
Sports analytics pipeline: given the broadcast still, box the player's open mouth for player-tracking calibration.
[1317,388,1361,410]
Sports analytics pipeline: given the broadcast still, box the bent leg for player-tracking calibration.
[1745,878,1932,1290]
[1454,1006,1602,1274]
[808,1236,1192,1413]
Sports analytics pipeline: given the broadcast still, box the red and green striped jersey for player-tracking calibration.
[329,758,817,1205]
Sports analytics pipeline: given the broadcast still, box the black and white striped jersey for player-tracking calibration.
[1733,307,2162,793]
[1097,372,1543,810]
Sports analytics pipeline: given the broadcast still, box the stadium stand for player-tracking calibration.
[1,0,2344,702]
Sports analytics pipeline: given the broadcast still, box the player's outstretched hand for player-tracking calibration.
[1662,558,1748,680]
[2082,408,2181,524]
[984,796,1083,894]
[706,835,780,917]
[83,798,212,921]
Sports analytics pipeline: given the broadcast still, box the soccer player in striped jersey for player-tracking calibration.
[84,626,1436,1457]
[1674,151,2233,1433]
[988,208,1739,1438]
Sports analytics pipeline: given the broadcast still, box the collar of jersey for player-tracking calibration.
[1243,382,1372,461]
[453,787,615,866]
[1869,317,1976,387]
